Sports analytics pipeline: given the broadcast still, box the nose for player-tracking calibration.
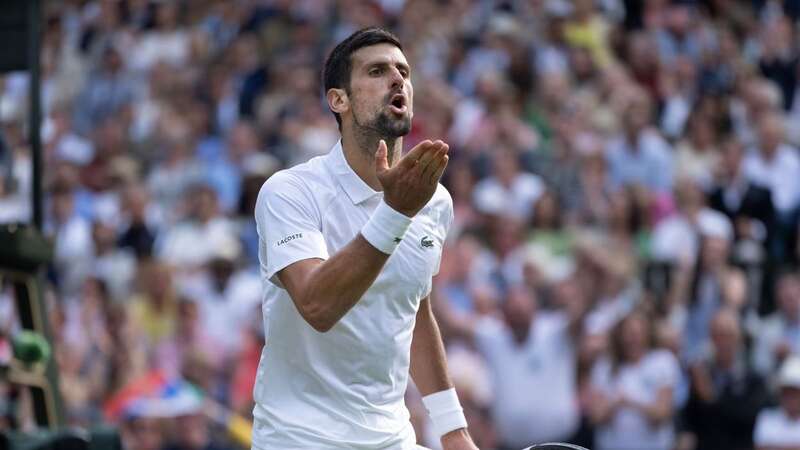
[388,67,403,90]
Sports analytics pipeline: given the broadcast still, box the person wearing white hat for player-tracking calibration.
[753,356,800,449]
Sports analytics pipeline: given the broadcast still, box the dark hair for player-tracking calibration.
[323,27,403,129]
[609,309,656,375]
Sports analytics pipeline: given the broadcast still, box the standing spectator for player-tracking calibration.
[753,271,800,378]
[589,311,680,450]
[754,356,800,449]
[684,308,769,450]
[436,284,586,449]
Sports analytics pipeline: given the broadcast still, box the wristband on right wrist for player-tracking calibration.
[360,200,413,254]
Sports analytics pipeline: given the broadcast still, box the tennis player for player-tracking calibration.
[252,27,477,450]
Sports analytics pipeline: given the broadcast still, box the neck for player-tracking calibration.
[341,128,402,191]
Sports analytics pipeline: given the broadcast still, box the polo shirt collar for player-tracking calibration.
[327,140,379,205]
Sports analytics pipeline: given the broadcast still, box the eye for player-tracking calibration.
[399,68,409,78]
[369,67,383,76]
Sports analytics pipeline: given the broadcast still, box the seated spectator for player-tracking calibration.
[754,356,800,449]
[127,260,179,348]
[743,112,800,221]
[472,146,544,221]
[156,183,239,270]
[605,90,674,195]
[684,308,769,450]
[674,112,720,189]
[589,310,680,450]
[162,411,232,450]
[653,176,734,261]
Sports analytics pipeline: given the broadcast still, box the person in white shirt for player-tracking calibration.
[589,310,680,450]
[742,111,800,218]
[753,271,800,379]
[435,282,588,449]
[252,28,477,450]
[472,146,545,221]
[754,356,800,450]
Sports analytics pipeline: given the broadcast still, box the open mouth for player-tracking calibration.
[388,94,407,114]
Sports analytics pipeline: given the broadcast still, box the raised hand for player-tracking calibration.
[375,139,449,217]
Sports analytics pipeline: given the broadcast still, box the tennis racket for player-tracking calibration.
[524,443,590,450]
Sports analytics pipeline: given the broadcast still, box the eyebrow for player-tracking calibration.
[365,60,411,73]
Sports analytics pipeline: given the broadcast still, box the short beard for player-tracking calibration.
[352,109,411,162]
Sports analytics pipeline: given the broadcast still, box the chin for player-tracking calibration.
[376,113,412,137]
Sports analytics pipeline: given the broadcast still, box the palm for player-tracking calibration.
[374,139,449,217]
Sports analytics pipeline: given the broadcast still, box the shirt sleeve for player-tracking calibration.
[255,172,329,286]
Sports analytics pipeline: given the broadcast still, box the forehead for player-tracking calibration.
[351,43,408,68]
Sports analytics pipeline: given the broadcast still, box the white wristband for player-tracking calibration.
[360,200,413,254]
[421,388,468,439]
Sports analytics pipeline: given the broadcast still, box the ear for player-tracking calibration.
[326,88,349,116]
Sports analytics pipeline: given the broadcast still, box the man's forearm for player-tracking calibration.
[411,297,474,447]
[279,234,389,332]
[410,297,453,394]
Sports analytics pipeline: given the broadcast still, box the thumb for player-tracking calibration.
[375,140,389,174]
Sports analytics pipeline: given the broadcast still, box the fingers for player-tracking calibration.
[375,139,389,174]
[429,154,449,185]
[419,141,450,181]
[401,139,436,170]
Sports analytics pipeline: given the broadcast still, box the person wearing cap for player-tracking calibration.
[753,356,800,449]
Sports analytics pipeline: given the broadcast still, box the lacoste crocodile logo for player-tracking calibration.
[420,236,435,249]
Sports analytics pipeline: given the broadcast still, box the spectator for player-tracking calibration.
[673,112,720,189]
[684,308,769,450]
[156,184,238,270]
[162,411,232,450]
[753,271,800,378]
[589,311,680,450]
[47,183,94,296]
[127,260,179,348]
[436,283,586,449]
[709,136,775,252]
[754,356,800,449]
[742,111,800,219]
[120,416,164,450]
[73,44,137,135]
[472,146,545,221]
[605,89,674,195]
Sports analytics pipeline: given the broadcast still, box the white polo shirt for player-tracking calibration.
[252,141,453,450]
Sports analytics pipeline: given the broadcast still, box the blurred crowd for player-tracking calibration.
[2,0,800,449]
